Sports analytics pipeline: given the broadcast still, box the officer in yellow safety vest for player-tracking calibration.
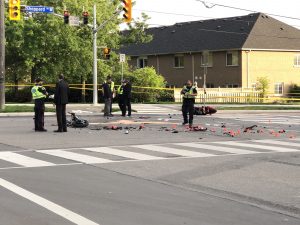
[107,76,115,116]
[117,80,126,116]
[181,80,198,127]
[31,78,48,132]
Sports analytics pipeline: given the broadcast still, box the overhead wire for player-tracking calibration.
[133,4,300,28]
[196,0,300,21]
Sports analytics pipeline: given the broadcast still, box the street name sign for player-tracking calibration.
[25,6,54,14]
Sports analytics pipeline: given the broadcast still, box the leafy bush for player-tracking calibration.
[6,87,32,103]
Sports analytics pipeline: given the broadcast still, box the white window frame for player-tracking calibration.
[201,52,213,67]
[174,55,184,68]
[137,57,148,68]
[226,51,239,66]
[294,55,300,67]
[274,82,284,95]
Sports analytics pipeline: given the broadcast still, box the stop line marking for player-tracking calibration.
[0,178,101,225]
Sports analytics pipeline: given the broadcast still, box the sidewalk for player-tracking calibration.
[0,103,299,117]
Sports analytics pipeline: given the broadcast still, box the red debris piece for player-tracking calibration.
[244,125,257,133]
[190,126,208,132]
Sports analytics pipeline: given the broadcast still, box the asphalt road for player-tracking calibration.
[0,109,299,225]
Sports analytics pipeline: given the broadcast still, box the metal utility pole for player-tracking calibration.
[0,0,5,110]
[92,4,98,105]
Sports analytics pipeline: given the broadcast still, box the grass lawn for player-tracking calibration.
[0,105,55,113]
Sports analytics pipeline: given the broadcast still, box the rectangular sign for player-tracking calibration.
[120,54,126,63]
[25,6,54,14]
[69,16,80,26]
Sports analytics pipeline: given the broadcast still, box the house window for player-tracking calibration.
[274,83,284,94]
[226,51,239,66]
[206,83,214,88]
[294,55,300,67]
[137,57,148,68]
[226,84,239,88]
[174,55,184,68]
[201,52,213,67]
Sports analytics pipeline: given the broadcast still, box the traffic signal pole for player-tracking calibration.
[92,4,98,105]
[0,0,5,110]
[92,6,122,106]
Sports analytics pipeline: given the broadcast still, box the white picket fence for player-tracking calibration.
[174,88,261,103]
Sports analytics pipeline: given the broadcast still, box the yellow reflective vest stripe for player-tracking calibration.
[31,86,46,100]
[182,86,197,99]
[118,85,123,95]
[110,81,115,92]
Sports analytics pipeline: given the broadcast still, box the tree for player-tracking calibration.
[256,76,270,100]
[5,0,152,102]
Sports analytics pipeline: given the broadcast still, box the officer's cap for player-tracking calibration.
[35,78,43,83]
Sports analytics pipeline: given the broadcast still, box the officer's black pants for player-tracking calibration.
[118,96,126,116]
[182,99,195,125]
[124,97,131,116]
[56,104,67,131]
[34,99,45,130]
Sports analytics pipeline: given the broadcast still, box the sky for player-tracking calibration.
[129,0,300,29]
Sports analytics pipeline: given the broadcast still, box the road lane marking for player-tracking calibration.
[37,150,113,164]
[174,143,257,154]
[253,140,300,148]
[0,152,55,167]
[132,145,216,157]
[220,142,300,152]
[83,147,163,160]
[0,178,100,225]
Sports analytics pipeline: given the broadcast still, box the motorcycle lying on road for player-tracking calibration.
[67,112,89,128]
[194,106,217,115]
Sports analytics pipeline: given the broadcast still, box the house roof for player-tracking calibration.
[120,13,300,56]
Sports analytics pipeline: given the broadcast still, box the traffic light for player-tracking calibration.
[103,48,111,60]
[64,10,70,24]
[9,0,21,21]
[82,11,89,25]
[122,0,132,23]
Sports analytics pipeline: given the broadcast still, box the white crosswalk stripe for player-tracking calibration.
[253,139,300,148]
[215,114,300,125]
[174,143,257,154]
[83,147,163,160]
[133,104,180,115]
[0,139,299,169]
[220,141,300,152]
[132,145,216,157]
[36,150,113,164]
[0,152,54,167]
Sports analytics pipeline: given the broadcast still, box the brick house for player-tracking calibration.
[121,13,300,95]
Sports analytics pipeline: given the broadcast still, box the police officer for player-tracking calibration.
[109,77,115,116]
[181,80,198,127]
[117,80,126,116]
[31,78,48,132]
[102,76,113,117]
[123,79,132,117]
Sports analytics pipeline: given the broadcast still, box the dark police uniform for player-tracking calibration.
[181,85,197,126]
[54,78,69,132]
[117,84,126,116]
[123,81,132,116]
[31,85,48,131]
